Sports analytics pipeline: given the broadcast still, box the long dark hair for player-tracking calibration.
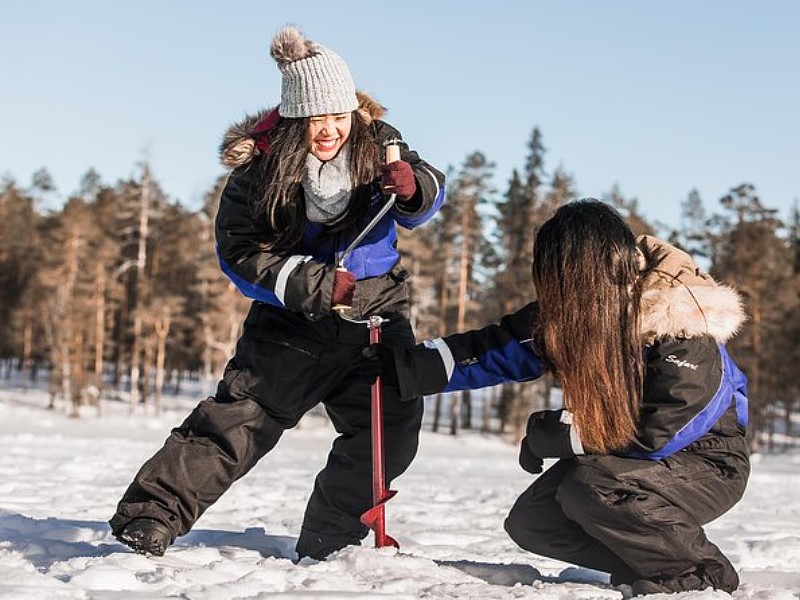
[254,110,379,250]
[531,199,643,453]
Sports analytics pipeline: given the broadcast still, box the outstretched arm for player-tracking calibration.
[362,303,545,399]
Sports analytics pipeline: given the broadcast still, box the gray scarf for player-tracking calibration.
[302,143,353,223]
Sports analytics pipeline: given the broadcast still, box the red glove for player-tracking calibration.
[332,269,356,308]
[379,161,417,202]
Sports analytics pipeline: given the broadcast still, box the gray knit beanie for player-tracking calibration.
[270,26,359,118]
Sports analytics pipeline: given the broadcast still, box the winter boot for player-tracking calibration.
[117,518,173,557]
[632,562,738,596]
[631,572,704,596]
[295,524,364,561]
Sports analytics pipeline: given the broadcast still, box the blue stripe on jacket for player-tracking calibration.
[722,344,749,428]
[443,339,545,393]
[216,246,284,306]
[628,343,749,460]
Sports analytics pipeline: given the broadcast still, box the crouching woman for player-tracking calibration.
[363,199,749,595]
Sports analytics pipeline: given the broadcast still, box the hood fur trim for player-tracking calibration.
[219,91,386,169]
[354,91,385,123]
[219,109,274,169]
[639,271,746,344]
[637,234,746,343]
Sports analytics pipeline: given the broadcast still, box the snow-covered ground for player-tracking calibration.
[1,384,799,599]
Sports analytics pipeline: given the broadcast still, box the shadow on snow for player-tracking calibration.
[0,512,295,569]
[435,559,608,588]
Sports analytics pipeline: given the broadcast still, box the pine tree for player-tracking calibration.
[448,151,496,433]
[0,181,42,369]
[35,197,105,414]
[492,128,553,438]
[397,224,438,339]
[678,188,709,257]
[189,175,250,390]
[710,183,793,450]
[604,184,654,236]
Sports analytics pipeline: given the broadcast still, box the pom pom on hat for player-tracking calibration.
[270,26,359,119]
[270,26,315,65]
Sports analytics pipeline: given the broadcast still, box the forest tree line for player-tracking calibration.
[1,127,798,450]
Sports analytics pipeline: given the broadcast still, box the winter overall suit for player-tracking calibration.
[384,235,750,593]
[109,95,446,560]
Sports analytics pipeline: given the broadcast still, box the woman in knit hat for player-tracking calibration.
[360,200,749,595]
[109,26,445,560]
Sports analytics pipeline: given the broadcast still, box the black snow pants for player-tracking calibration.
[504,447,749,591]
[109,303,423,560]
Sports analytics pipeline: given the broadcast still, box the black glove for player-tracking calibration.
[518,436,544,474]
[359,343,399,392]
[526,409,579,459]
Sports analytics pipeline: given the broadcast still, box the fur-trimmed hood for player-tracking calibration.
[218,91,386,169]
[637,235,746,344]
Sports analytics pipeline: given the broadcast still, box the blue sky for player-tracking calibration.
[1,1,798,229]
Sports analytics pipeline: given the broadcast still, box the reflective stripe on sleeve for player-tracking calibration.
[275,255,312,306]
[560,410,585,456]
[425,337,455,382]
[421,166,441,198]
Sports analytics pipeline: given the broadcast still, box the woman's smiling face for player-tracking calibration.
[307,112,353,161]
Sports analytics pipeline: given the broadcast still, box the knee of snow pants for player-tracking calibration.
[504,459,640,585]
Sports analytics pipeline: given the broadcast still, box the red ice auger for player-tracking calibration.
[358,314,399,549]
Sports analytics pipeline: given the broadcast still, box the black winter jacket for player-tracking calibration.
[215,95,445,320]
[390,236,749,465]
